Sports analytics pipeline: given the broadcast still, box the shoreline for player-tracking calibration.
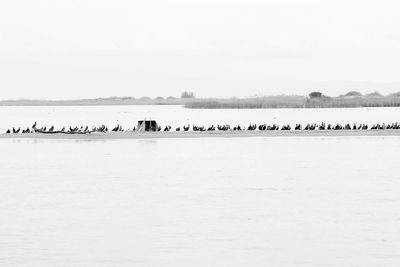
[1,130,400,140]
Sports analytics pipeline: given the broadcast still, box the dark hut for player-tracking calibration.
[137,119,158,131]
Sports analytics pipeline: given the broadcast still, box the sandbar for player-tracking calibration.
[1,130,400,140]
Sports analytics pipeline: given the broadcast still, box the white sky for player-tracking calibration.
[1,0,400,100]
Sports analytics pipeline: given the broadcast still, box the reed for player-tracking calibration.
[185,95,400,109]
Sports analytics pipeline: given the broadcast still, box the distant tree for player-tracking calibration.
[121,96,135,100]
[139,96,152,101]
[167,96,177,100]
[155,96,164,100]
[365,91,382,97]
[344,91,362,97]
[181,91,196,99]
[389,92,400,97]
[308,92,323,99]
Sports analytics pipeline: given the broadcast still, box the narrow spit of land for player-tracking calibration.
[1,130,400,140]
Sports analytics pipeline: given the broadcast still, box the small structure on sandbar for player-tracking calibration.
[137,119,158,132]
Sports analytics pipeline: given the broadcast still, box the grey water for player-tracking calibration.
[1,106,400,266]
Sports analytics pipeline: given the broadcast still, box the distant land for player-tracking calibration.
[0,96,187,106]
[2,91,400,109]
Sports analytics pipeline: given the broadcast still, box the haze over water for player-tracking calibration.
[1,135,400,266]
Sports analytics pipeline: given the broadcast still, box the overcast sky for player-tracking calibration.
[1,0,400,100]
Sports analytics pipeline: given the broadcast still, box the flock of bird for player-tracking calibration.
[4,122,400,134]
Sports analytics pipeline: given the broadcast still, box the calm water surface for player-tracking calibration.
[1,136,400,266]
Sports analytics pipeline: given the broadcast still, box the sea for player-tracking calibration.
[1,105,400,266]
